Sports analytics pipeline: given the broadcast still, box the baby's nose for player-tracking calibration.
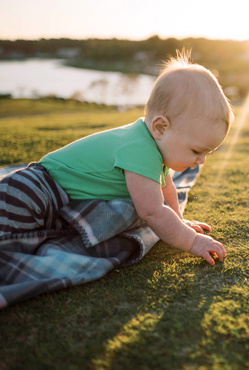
[196,155,206,164]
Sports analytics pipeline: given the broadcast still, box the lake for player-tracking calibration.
[0,59,156,106]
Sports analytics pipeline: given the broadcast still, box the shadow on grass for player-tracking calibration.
[86,243,248,369]
[0,241,248,370]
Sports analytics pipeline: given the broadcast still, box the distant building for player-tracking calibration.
[134,51,152,62]
[56,48,81,59]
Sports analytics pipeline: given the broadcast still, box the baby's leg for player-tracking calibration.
[0,163,69,235]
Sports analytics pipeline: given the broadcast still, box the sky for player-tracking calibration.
[1,0,249,41]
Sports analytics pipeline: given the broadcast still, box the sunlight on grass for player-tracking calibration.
[214,91,249,186]
[0,99,249,369]
[91,312,164,368]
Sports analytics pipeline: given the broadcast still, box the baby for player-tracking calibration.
[0,52,234,265]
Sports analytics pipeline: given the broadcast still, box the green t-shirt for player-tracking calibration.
[40,118,169,200]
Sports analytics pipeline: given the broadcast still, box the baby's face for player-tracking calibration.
[156,116,227,172]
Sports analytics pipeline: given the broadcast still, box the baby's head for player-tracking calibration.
[145,50,233,130]
[144,51,234,171]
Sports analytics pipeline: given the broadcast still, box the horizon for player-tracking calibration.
[2,0,249,43]
[1,35,249,43]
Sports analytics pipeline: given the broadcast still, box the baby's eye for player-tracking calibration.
[192,149,201,155]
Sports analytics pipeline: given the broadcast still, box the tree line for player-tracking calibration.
[1,36,248,63]
[1,36,249,98]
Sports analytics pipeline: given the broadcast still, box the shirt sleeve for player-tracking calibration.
[113,139,164,184]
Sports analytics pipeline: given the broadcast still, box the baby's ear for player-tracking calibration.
[151,115,170,140]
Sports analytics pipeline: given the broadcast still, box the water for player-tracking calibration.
[0,59,156,106]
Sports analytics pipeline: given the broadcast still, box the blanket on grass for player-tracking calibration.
[0,164,200,309]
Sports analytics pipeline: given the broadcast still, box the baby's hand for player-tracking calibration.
[183,219,211,234]
[190,234,226,265]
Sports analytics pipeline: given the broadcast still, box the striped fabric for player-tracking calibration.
[0,163,69,235]
[0,163,200,309]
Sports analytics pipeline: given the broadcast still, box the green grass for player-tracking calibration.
[0,99,249,370]
[0,98,144,166]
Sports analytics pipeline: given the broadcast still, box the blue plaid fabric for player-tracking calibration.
[0,163,200,309]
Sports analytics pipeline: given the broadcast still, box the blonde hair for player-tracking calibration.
[145,50,234,132]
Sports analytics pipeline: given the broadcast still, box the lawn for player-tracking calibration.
[0,98,248,370]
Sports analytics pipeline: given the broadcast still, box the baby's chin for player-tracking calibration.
[172,165,190,172]
[171,164,198,172]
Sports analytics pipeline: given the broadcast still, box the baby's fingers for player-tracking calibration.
[203,244,225,265]
[214,242,226,260]
[190,234,226,265]
[203,251,215,265]
[193,221,211,231]
[189,224,204,234]
[183,220,211,232]
[209,242,226,262]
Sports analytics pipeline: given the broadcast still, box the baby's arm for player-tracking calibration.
[162,173,182,219]
[125,171,226,265]
[163,173,211,234]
